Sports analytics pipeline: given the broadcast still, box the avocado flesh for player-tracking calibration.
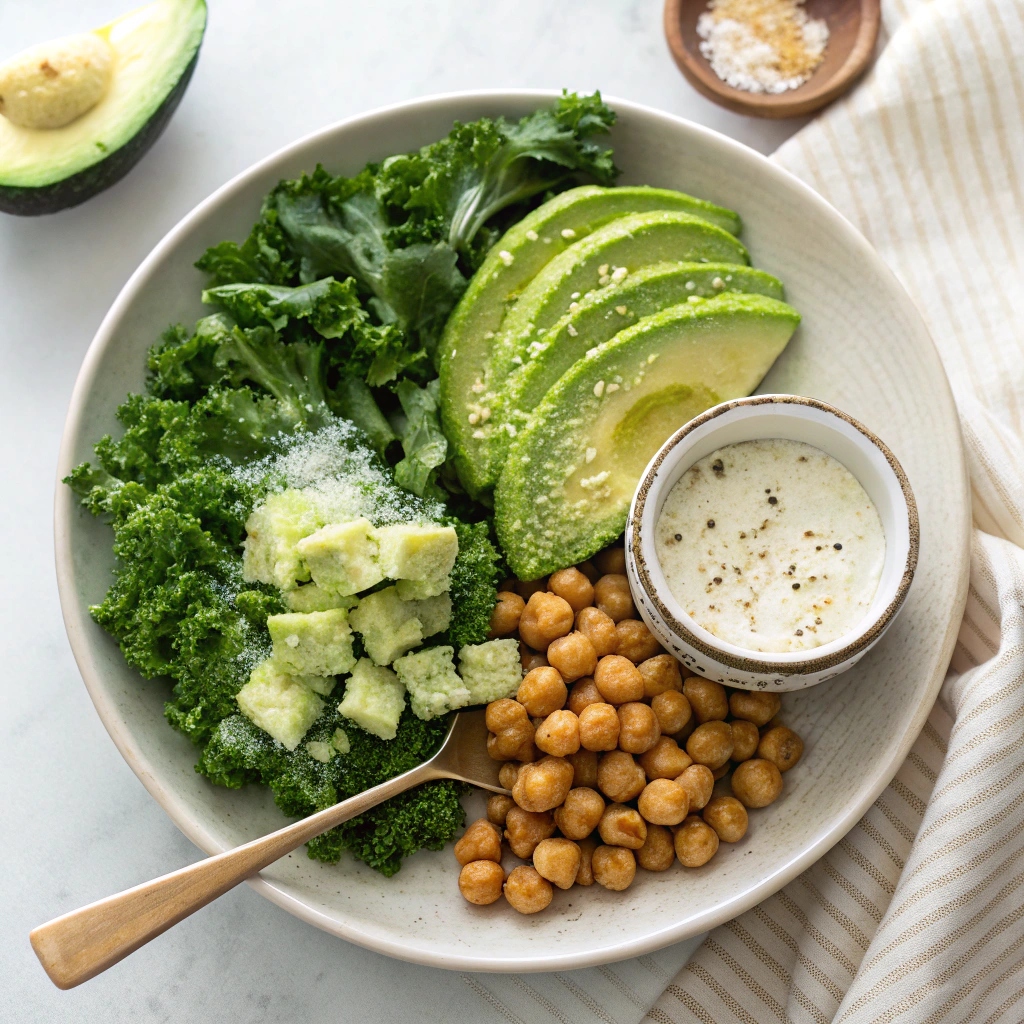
[493,293,801,580]
[490,261,784,472]
[470,212,750,492]
[439,185,740,499]
[0,0,206,215]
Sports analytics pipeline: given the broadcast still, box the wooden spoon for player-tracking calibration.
[664,0,881,119]
[30,709,505,989]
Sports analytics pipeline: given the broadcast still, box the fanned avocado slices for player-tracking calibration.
[438,185,741,499]
[0,0,207,215]
[468,211,750,493]
[488,261,784,473]
[493,293,801,580]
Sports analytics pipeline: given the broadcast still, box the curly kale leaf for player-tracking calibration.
[193,204,296,287]
[446,520,503,646]
[392,378,447,498]
[197,709,464,874]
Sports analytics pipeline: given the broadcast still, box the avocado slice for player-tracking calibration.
[439,185,740,499]
[0,0,207,216]
[490,261,784,472]
[468,212,751,493]
[493,293,801,580]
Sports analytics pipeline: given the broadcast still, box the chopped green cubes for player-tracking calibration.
[338,659,407,740]
[377,523,458,599]
[235,659,325,751]
[242,489,320,591]
[348,587,451,666]
[457,639,522,704]
[393,646,469,721]
[297,518,384,596]
[267,608,355,678]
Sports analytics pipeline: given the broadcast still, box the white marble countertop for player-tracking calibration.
[0,2,802,1019]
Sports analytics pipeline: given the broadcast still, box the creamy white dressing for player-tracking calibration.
[655,438,885,653]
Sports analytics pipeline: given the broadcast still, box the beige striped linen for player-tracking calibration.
[643,0,1024,1020]
[456,2,1024,1020]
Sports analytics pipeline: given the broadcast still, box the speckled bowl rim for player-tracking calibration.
[630,395,920,676]
[53,90,968,973]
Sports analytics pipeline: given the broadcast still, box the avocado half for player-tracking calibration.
[0,0,207,216]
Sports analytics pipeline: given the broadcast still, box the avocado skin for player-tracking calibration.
[0,49,200,217]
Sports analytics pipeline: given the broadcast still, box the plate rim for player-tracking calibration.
[53,88,971,972]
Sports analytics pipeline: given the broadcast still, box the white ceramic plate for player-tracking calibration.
[54,91,970,972]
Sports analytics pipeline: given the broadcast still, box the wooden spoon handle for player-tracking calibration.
[30,763,437,989]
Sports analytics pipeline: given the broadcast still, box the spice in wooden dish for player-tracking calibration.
[697,0,829,95]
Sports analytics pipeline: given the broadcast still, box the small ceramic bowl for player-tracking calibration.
[626,395,919,691]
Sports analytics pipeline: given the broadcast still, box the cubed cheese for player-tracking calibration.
[285,584,360,613]
[348,588,423,666]
[376,524,458,588]
[296,518,384,596]
[338,658,406,740]
[242,489,321,591]
[415,592,453,638]
[235,659,324,750]
[395,576,450,600]
[267,609,355,678]
[393,645,470,721]
[457,639,523,704]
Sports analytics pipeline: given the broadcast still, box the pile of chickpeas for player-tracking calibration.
[453,544,806,915]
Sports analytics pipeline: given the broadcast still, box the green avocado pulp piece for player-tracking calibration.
[490,261,784,472]
[439,186,741,499]
[471,213,751,492]
[493,293,801,580]
[0,0,207,215]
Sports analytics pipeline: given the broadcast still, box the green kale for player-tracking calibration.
[392,378,447,498]
[447,520,503,647]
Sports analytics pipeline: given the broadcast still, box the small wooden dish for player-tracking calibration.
[664,0,881,119]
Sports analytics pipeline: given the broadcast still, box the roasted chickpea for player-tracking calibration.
[533,837,582,890]
[576,606,619,656]
[638,654,683,698]
[683,677,729,723]
[617,702,662,754]
[487,793,516,827]
[498,761,521,790]
[520,642,549,673]
[514,578,548,600]
[567,748,599,788]
[488,591,525,638]
[637,823,676,871]
[594,574,636,623]
[553,786,605,840]
[548,567,595,613]
[535,709,581,757]
[614,619,662,663]
[686,721,734,770]
[728,689,781,727]
[516,666,567,717]
[519,591,575,651]
[731,758,784,808]
[593,546,627,576]
[639,736,692,780]
[674,815,719,867]
[513,756,575,812]
[546,631,598,682]
[598,803,648,849]
[703,795,749,843]
[757,726,804,772]
[504,865,553,914]
[712,762,731,780]
[486,698,529,734]
[575,836,597,885]
[567,676,603,714]
[504,807,556,858]
[459,860,505,905]
[594,655,644,704]
[454,818,502,865]
[597,750,647,802]
[651,690,692,736]
[578,702,620,751]
[592,845,636,890]
[675,764,714,811]
[487,716,534,760]
[576,560,600,584]
[730,720,760,762]
[638,778,690,826]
